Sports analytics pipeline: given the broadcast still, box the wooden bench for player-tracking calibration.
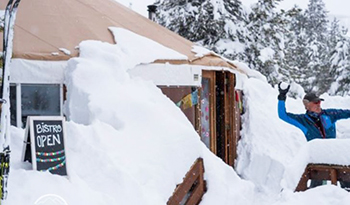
[295,163,350,191]
[167,158,206,205]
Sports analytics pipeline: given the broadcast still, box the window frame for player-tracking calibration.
[10,83,64,128]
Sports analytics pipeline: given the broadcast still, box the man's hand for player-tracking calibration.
[278,82,290,101]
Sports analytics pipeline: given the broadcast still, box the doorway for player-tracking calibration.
[200,70,238,167]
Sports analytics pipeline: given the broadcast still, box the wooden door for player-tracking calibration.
[226,73,236,166]
[200,71,238,167]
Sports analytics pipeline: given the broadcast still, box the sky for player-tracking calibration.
[6,24,350,204]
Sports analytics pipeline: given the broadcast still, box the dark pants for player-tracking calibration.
[310,179,350,190]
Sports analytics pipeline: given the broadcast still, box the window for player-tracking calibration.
[10,83,62,127]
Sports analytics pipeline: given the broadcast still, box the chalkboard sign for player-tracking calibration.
[22,116,68,176]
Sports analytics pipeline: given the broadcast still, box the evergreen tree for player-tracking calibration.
[329,18,342,50]
[328,21,350,95]
[282,6,315,92]
[243,0,288,84]
[155,0,247,59]
[279,6,305,83]
[330,39,350,95]
[303,0,330,94]
[155,0,350,96]
[284,0,349,95]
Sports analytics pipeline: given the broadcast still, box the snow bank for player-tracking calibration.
[64,38,205,204]
[7,25,350,204]
[7,27,255,204]
[275,185,350,205]
[236,78,306,192]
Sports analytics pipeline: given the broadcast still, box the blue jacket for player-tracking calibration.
[278,100,350,141]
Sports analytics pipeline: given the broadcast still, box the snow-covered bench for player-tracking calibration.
[295,163,350,191]
[282,139,350,191]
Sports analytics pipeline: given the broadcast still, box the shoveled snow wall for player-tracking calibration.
[62,29,256,204]
[236,77,350,193]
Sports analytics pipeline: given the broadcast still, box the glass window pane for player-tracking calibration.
[21,84,60,125]
[200,78,210,148]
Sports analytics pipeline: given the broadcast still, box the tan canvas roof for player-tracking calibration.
[0,0,239,70]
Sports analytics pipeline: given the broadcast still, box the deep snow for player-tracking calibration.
[5,28,350,205]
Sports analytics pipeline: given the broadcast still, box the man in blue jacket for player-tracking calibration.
[278,83,350,189]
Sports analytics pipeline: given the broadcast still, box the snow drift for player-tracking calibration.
[6,27,350,205]
[6,28,255,204]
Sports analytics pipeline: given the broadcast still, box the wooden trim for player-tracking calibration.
[330,169,337,185]
[295,163,350,191]
[195,89,201,135]
[234,89,242,142]
[224,72,229,164]
[167,158,206,205]
[227,73,235,167]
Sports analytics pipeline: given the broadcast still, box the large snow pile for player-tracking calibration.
[6,28,254,204]
[5,27,350,205]
[236,78,307,192]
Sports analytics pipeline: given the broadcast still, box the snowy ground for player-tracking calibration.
[5,28,350,204]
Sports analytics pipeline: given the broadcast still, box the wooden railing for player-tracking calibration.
[167,158,206,205]
[295,163,350,191]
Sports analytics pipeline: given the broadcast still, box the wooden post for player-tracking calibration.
[330,169,337,185]
[295,167,310,191]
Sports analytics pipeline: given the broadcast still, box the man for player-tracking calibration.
[277,83,350,188]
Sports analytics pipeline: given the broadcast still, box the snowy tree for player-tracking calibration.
[283,0,349,95]
[155,0,248,59]
[243,0,288,84]
[302,0,330,94]
[155,0,350,95]
[279,6,305,83]
[281,5,316,92]
[328,21,350,95]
